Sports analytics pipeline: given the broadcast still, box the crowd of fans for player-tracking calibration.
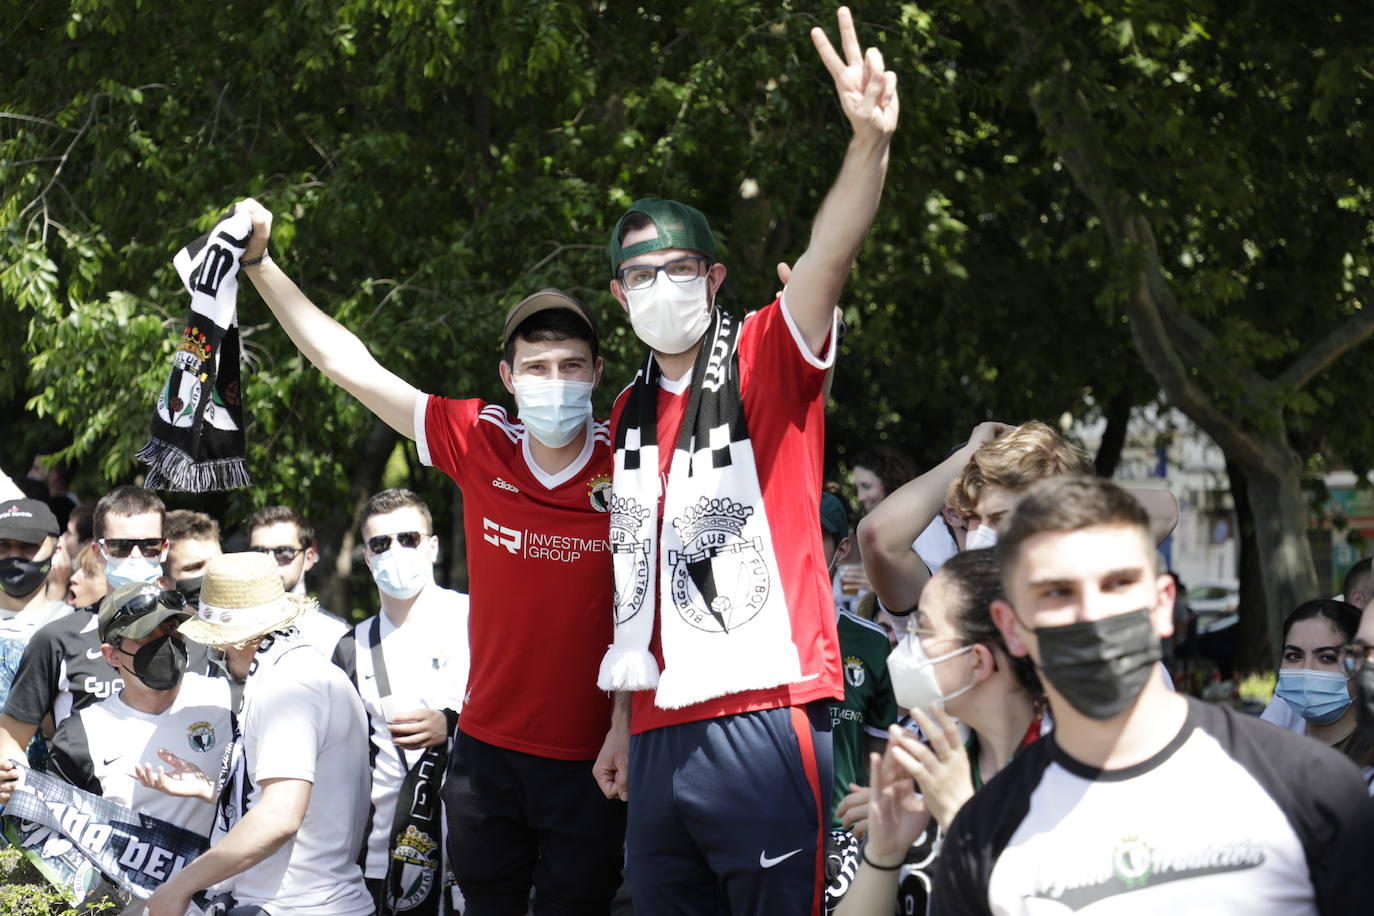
[2,8,1372,915]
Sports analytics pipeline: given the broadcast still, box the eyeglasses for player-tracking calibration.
[99,537,167,558]
[1338,641,1374,676]
[248,545,304,565]
[617,256,710,291]
[367,532,426,554]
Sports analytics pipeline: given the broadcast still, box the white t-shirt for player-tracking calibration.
[914,515,958,574]
[232,637,372,915]
[49,672,232,839]
[0,599,72,643]
[1259,694,1307,733]
[352,586,470,878]
[293,608,350,660]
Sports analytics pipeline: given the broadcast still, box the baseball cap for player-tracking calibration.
[820,492,850,539]
[99,582,193,643]
[501,288,599,350]
[608,198,716,271]
[0,499,60,544]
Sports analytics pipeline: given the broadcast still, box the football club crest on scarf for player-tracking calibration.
[137,206,253,492]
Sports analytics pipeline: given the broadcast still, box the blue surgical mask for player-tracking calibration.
[105,555,164,589]
[369,546,432,600]
[1275,669,1353,725]
[513,378,593,448]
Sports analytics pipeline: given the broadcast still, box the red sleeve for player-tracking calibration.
[415,394,486,489]
[737,294,836,406]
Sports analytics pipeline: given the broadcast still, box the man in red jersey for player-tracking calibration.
[234,200,625,914]
[590,8,898,913]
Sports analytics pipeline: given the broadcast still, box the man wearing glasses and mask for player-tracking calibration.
[0,584,232,839]
[247,505,349,659]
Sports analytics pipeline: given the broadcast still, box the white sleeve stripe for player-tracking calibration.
[413,394,433,466]
[778,289,838,371]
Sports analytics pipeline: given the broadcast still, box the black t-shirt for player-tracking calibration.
[932,697,1374,915]
[3,608,217,728]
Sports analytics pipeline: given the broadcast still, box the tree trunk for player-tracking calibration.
[1226,460,1269,674]
[314,417,399,620]
[1093,389,1133,478]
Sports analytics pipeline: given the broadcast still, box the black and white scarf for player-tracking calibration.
[137,207,252,491]
[597,309,801,709]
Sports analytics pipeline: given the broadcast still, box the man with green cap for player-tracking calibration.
[592,7,898,911]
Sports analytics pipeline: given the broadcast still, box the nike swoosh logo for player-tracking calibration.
[759,848,803,868]
[102,755,121,766]
[86,648,103,660]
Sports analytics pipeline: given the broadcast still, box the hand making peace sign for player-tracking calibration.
[811,7,900,142]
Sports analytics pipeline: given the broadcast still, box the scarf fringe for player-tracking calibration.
[597,645,661,692]
[137,438,252,492]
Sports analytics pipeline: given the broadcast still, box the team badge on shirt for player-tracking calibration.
[588,473,611,512]
[844,656,866,687]
[668,497,771,633]
[187,720,216,753]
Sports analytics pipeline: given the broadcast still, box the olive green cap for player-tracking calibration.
[608,198,716,272]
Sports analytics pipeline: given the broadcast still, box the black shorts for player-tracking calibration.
[442,729,627,916]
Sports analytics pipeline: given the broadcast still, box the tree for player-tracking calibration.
[958,0,1374,666]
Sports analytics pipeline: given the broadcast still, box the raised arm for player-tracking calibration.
[236,198,418,439]
[858,422,1008,613]
[786,7,899,355]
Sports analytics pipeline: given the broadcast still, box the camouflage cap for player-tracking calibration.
[608,198,716,272]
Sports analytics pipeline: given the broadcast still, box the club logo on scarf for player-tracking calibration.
[390,824,439,910]
[588,473,612,513]
[610,495,652,624]
[187,720,216,753]
[667,497,770,633]
[844,656,866,687]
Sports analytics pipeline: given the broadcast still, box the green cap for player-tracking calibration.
[608,198,716,272]
[820,492,850,539]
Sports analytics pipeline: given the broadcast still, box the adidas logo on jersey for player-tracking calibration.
[491,477,520,493]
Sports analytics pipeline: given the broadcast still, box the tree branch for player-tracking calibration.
[1274,301,1374,393]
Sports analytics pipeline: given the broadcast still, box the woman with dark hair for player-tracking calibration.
[830,549,1046,916]
[1274,598,1373,769]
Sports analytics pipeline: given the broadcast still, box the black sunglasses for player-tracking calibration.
[99,537,167,559]
[112,588,187,622]
[366,531,426,554]
[248,544,304,565]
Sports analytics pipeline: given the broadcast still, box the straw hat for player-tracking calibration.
[178,552,313,648]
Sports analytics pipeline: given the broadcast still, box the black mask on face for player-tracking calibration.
[1034,607,1162,720]
[1354,659,1374,732]
[126,634,189,691]
[0,555,52,599]
[175,575,204,607]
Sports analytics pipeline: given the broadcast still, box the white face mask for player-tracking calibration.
[887,630,976,711]
[369,546,433,600]
[624,274,713,355]
[965,524,999,551]
[513,378,594,448]
[105,555,164,589]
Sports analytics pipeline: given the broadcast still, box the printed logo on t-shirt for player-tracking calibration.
[667,497,770,633]
[186,720,216,753]
[482,515,609,564]
[1027,833,1267,909]
[844,656,866,688]
[490,477,520,493]
[587,473,611,513]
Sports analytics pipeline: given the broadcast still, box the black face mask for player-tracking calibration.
[0,556,51,599]
[125,634,189,691]
[1035,607,1162,720]
[175,575,204,607]
[1354,660,1374,733]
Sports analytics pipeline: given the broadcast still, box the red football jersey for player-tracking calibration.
[611,297,844,735]
[418,396,614,759]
